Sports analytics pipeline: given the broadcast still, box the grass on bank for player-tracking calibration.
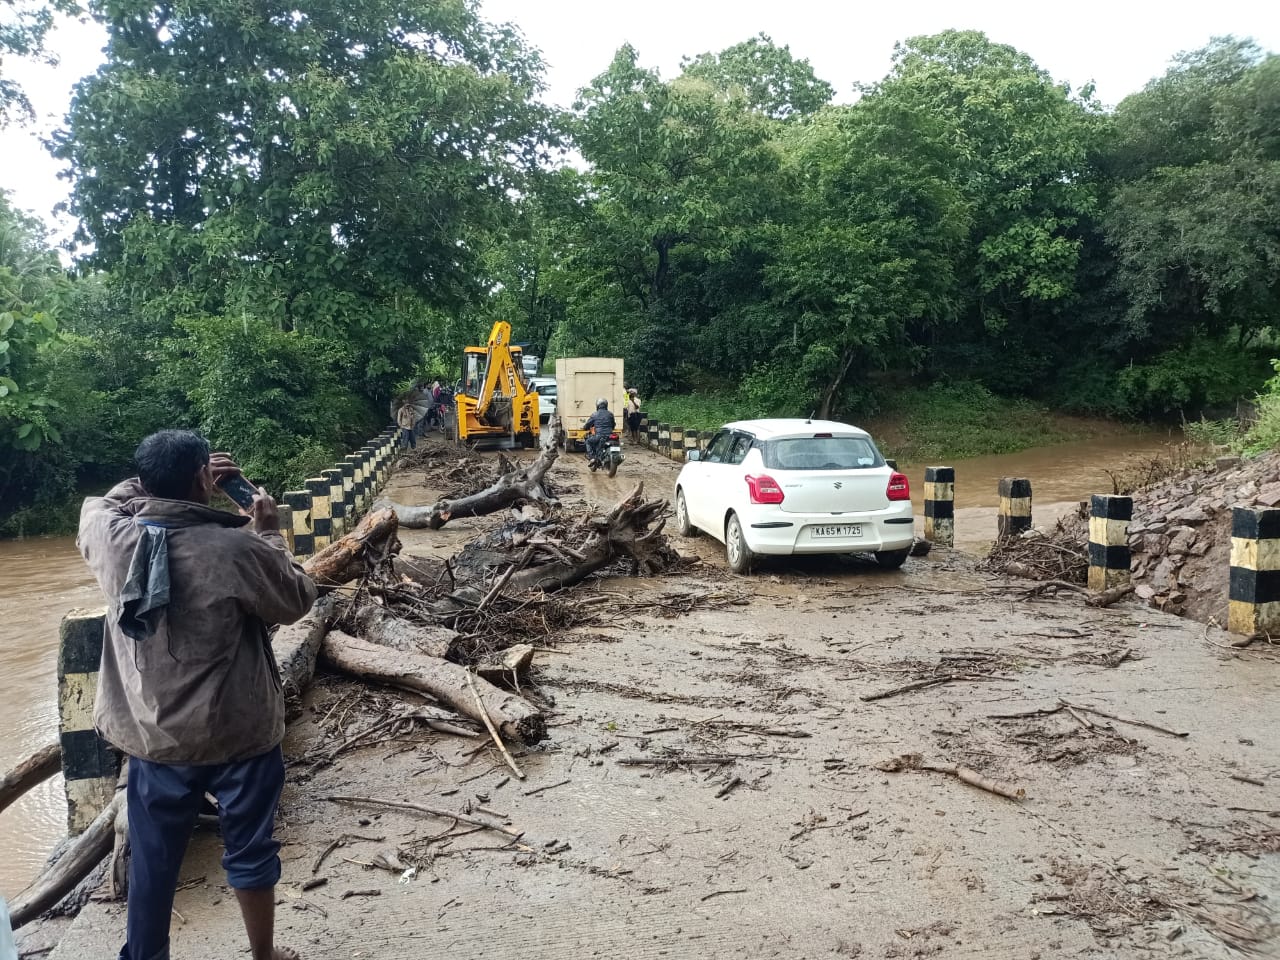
[643,381,1094,463]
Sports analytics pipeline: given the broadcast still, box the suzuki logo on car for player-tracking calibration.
[833,481,843,489]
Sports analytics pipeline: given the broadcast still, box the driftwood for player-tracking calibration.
[1014,579,1135,608]
[875,753,1026,801]
[387,447,559,529]
[303,508,400,586]
[476,644,535,685]
[0,741,61,816]
[354,604,458,659]
[320,631,545,745]
[10,788,123,929]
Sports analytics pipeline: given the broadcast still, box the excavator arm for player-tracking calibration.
[453,321,540,449]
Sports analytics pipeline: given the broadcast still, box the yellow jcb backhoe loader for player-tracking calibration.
[450,321,540,449]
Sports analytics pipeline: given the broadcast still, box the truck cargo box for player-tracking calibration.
[556,357,625,451]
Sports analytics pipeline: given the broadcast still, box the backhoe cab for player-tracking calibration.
[452,321,540,449]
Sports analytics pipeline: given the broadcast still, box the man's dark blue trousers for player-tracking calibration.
[118,745,285,960]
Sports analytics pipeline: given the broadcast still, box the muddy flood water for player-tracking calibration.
[0,427,1183,898]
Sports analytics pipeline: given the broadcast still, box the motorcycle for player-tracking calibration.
[587,432,624,478]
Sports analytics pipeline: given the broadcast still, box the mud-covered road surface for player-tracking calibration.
[33,443,1280,959]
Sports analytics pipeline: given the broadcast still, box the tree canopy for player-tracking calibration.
[2,21,1278,531]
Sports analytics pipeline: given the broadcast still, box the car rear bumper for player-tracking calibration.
[744,505,914,555]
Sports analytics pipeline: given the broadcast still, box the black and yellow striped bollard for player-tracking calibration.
[58,608,121,833]
[1088,495,1132,592]
[305,477,332,550]
[345,454,366,512]
[670,425,684,461]
[1228,506,1280,637]
[684,430,700,460]
[339,462,356,520]
[324,468,346,538]
[647,421,658,449]
[923,467,955,548]
[638,416,650,447]
[997,477,1032,539]
[283,489,313,558]
[658,423,670,457]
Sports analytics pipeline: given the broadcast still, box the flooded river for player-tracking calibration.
[0,427,1184,897]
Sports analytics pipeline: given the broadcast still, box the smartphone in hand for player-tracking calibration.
[216,474,260,510]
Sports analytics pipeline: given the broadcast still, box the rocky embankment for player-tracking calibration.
[1109,451,1279,625]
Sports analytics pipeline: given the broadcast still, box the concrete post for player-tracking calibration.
[658,423,670,457]
[639,416,650,447]
[670,425,685,461]
[1228,506,1280,637]
[647,422,659,449]
[362,445,378,501]
[283,490,313,558]
[923,467,955,548]
[304,477,332,550]
[58,609,120,833]
[684,430,700,460]
[278,505,295,554]
[323,468,346,538]
[997,478,1032,539]
[339,462,356,521]
[1088,495,1132,592]
[345,455,366,512]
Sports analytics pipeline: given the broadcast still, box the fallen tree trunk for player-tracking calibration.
[354,604,457,659]
[387,447,558,530]
[10,789,122,929]
[303,508,400,586]
[275,596,338,715]
[320,631,545,745]
[0,741,61,817]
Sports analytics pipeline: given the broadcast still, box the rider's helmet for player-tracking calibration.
[596,397,608,410]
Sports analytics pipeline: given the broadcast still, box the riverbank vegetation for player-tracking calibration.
[1,5,1277,532]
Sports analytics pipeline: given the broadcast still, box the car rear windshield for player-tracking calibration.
[534,384,556,396]
[761,436,883,470]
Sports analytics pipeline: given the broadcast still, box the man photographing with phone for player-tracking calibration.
[77,430,316,960]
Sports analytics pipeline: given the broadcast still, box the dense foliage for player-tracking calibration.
[1,10,1277,531]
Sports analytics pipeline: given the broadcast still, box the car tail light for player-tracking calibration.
[886,472,910,501]
[746,474,785,505]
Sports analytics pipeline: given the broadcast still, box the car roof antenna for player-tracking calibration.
[807,410,815,423]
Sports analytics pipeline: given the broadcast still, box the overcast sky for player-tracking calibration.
[2,0,1276,240]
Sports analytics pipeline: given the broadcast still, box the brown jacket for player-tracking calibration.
[78,479,317,764]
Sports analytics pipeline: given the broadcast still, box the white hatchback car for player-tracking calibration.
[528,377,557,423]
[674,419,915,573]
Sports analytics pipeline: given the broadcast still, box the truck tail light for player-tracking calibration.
[886,472,910,501]
[746,474,785,505]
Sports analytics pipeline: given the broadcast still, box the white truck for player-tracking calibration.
[555,357,625,452]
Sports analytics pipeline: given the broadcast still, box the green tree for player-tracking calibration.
[0,0,79,125]
[1105,38,1279,368]
[872,31,1104,393]
[680,33,834,120]
[563,44,786,390]
[56,0,555,336]
[765,98,968,416]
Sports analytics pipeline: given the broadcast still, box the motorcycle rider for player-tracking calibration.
[583,397,616,467]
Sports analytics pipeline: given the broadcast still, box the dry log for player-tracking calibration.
[320,631,545,744]
[10,789,122,929]
[275,595,338,715]
[476,644,535,685]
[303,508,400,587]
[354,604,458,659]
[875,753,1025,801]
[387,447,559,529]
[0,741,61,816]
[1086,582,1135,608]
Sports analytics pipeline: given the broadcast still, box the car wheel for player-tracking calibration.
[725,512,754,574]
[675,488,695,536]
[874,548,910,570]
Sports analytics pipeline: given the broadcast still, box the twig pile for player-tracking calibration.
[978,517,1087,583]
